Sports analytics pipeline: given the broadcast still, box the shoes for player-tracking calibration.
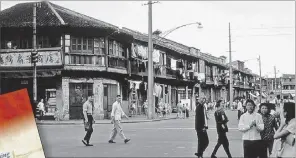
[82,140,87,146]
[82,140,93,146]
[108,140,116,143]
[194,153,202,158]
[124,138,131,144]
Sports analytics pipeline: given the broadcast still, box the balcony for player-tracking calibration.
[130,59,168,78]
[0,47,63,69]
[108,56,127,69]
[206,76,214,84]
[64,53,106,71]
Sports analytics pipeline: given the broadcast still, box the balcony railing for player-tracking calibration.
[206,76,214,84]
[166,68,177,79]
[65,53,105,66]
[108,56,127,69]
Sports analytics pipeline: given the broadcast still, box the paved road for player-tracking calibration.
[37,110,244,157]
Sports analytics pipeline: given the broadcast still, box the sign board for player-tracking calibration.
[0,49,62,67]
[0,151,14,158]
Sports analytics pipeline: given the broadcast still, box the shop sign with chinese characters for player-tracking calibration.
[0,49,62,67]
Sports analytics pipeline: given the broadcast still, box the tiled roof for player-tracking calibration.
[49,2,118,30]
[0,1,133,39]
[0,2,61,27]
[123,27,227,68]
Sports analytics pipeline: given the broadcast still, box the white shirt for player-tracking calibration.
[111,101,126,121]
[37,102,45,111]
[83,100,93,114]
[238,111,264,140]
[237,102,243,111]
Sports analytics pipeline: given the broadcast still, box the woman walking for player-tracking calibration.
[238,99,264,158]
[273,102,295,158]
[211,100,232,158]
[259,103,278,158]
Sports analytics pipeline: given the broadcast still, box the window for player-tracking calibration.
[94,38,105,55]
[37,36,50,48]
[108,40,125,57]
[178,90,186,100]
[71,37,93,53]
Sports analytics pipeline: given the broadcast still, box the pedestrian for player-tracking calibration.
[238,99,265,158]
[177,101,183,119]
[273,102,295,158]
[186,103,189,118]
[82,95,95,146]
[211,100,232,158]
[194,95,209,158]
[37,99,45,121]
[108,95,131,144]
[259,103,278,158]
[237,99,243,120]
[143,100,148,117]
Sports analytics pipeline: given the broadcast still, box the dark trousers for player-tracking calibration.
[261,140,274,158]
[243,140,265,158]
[196,130,209,157]
[211,132,232,158]
[84,115,93,143]
[238,110,241,120]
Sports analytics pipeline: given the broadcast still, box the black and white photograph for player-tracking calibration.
[0,1,295,158]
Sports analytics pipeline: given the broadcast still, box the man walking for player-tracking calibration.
[195,95,209,158]
[82,95,94,146]
[109,95,131,144]
[211,100,232,158]
[37,99,45,121]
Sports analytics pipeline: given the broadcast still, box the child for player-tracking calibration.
[54,107,60,121]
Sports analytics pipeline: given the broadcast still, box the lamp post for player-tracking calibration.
[146,1,203,119]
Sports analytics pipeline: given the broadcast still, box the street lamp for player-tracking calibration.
[147,1,203,119]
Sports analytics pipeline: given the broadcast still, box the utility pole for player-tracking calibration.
[32,3,37,103]
[259,55,262,103]
[228,22,233,108]
[274,66,277,94]
[147,0,155,119]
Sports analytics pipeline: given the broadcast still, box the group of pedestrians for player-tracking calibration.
[81,95,130,147]
[176,101,190,119]
[194,95,295,158]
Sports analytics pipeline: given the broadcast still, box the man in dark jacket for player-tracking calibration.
[195,95,209,158]
[210,100,232,158]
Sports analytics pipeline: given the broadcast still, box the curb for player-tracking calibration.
[36,116,180,125]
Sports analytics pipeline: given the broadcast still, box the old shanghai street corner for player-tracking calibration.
[0,1,263,121]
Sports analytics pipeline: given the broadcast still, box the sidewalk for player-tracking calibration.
[36,112,195,125]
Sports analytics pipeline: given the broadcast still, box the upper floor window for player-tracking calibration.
[71,37,93,53]
[37,36,50,48]
[108,40,125,57]
[94,37,105,55]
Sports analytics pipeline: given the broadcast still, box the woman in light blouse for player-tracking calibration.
[238,99,265,158]
[273,102,295,158]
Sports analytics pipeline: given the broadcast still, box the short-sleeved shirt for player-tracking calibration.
[83,101,93,115]
[277,118,296,157]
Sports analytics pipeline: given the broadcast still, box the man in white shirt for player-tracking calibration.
[82,95,95,146]
[238,99,264,158]
[37,99,45,120]
[109,95,130,144]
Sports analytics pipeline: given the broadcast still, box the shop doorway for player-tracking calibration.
[69,83,93,120]
[103,84,118,119]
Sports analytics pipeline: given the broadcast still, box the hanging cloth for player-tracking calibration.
[171,59,177,70]
[153,50,160,63]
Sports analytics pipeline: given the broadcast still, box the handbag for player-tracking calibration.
[84,121,90,131]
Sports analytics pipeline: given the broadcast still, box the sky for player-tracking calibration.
[1,1,295,77]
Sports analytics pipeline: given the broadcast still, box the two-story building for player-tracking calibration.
[0,1,134,120]
[0,1,262,120]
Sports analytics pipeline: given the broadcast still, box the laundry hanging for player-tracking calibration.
[153,50,160,63]
[171,59,177,70]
